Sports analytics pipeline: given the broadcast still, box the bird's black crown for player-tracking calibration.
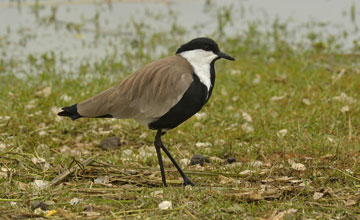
[175,37,220,54]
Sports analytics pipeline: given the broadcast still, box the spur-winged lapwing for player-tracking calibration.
[58,37,235,186]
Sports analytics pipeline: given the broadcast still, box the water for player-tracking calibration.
[0,0,358,71]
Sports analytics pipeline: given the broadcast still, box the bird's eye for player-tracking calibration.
[203,46,211,51]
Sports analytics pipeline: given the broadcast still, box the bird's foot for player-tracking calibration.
[183,178,195,186]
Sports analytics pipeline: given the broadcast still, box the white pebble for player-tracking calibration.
[70,197,80,205]
[242,112,252,122]
[158,201,172,210]
[341,105,350,113]
[291,163,306,171]
[179,158,190,167]
[0,143,6,150]
[31,157,46,164]
[302,98,311,105]
[195,142,212,147]
[313,192,324,200]
[94,176,110,184]
[31,180,49,190]
[150,190,163,199]
[241,123,254,133]
[122,149,133,157]
[277,129,288,137]
[239,170,254,175]
[195,112,207,120]
[61,94,72,102]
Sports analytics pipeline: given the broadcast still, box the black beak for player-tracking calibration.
[217,51,235,61]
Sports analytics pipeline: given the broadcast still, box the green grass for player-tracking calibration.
[1,3,360,219]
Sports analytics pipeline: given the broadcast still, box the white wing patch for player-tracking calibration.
[179,49,218,91]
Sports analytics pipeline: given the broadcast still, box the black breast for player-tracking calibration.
[149,73,211,130]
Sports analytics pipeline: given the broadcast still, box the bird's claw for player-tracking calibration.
[183,178,195,186]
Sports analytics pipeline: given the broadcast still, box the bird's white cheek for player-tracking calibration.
[207,53,218,61]
[180,50,214,91]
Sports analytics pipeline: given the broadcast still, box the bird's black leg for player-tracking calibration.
[154,130,167,187]
[157,130,195,186]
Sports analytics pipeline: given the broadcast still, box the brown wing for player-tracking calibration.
[77,55,194,124]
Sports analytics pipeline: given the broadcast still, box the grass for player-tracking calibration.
[0,1,360,219]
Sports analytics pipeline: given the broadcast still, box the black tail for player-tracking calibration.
[57,104,83,121]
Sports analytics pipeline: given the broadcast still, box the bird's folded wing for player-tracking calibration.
[77,55,194,122]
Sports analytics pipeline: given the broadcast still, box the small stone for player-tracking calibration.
[0,116,10,120]
[51,107,61,115]
[31,201,49,210]
[195,112,207,120]
[218,175,235,184]
[31,180,49,190]
[60,94,72,102]
[302,98,311,105]
[241,123,254,133]
[242,112,252,122]
[291,163,306,171]
[226,157,236,164]
[277,129,288,137]
[179,158,190,167]
[100,137,121,150]
[31,157,46,164]
[345,169,353,174]
[313,192,324,200]
[150,190,163,199]
[94,176,110,184]
[122,149,133,157]
[195,142,212,147]
[341,105,350,113]
[270,95,286,101]
[70,198,80,206]
[158,201,172,210]
[230,69,241,75]
[239,170,254,175]
[38,130,47,136]
[190,154,210,166]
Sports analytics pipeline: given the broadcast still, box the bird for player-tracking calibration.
[58,37,235,187]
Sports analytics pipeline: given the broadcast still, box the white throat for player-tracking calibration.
[179,49,218,91]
